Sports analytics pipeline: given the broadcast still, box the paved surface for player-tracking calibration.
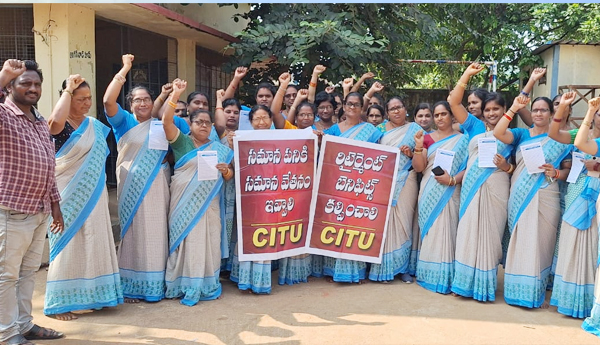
[29,267,600,345]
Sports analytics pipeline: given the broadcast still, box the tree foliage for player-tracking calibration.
[224,3,600,100]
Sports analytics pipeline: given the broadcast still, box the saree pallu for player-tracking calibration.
[116,120,169,302]
[504,135,571,308]
[165,141,233,306]
[45,118,123,315]
[416,133,469,294]
[323,122,383,282]
[369,123,421,281]
[550,170,599,318]
[450,132,512,301]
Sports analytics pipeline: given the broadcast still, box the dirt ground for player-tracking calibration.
[29,266,600,345]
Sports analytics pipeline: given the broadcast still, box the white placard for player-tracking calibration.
[197,150,219,181]
[478,137,497,168]
[148,120,168,150]
[567,152,585,183]
[431,149,455,175]
[520,142,546,174]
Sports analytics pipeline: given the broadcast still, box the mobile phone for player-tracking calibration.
[432,166,445,176]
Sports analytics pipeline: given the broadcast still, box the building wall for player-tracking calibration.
[534,44,600,123]
[161,3,250,38]
[34,3,96,118]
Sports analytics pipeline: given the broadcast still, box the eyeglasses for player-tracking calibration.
[345,102,361,108]
[192,120,211,127]
[531,108,550,114]
[297,113,315,119]
[252,116,270,123]
[132,97,152,105]
[318,105,333,111]
[388,105,405,112]
[284,93,297,99]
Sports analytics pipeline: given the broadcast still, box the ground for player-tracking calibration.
[30,267,599,345]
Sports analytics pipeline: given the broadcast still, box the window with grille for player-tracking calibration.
[195,46,232,110]
[0,6,35,62]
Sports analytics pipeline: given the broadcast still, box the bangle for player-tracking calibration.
[456,81,468,89]
[507,109,515,116]
[506,164,515,174]
[448,176,456,186]
[414,148,423,153]
[62,89,73,97]
[582,121,592,128]
[156,96,165,104]
[168,101,177,109]
[520,90,529,96]
[554,169,560,179]
[113,74,126,84]
[309,82,317,88]
[224,168,233,179]
[552,117,562,123]
[215,107,223,111]
[231,85,237,90]
[503,113,513,121]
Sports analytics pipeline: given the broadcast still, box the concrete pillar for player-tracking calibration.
[33,3,96,118]
[177,38,196,101]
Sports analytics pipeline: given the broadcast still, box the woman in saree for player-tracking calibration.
[447,63,514,302]
[214,90,241,271]
[103,54,190,303]
[162,79,233,305]
[45,75,122,320]
[412,101,469,294]
[547,92,599,318]
[572,97,600,334]
[321,92,383,283]
[493,95,572,309]
[368,96,421,283]
[229,105,279,294]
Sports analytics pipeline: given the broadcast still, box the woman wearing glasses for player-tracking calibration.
[494,95,571,309]
[161,79,233,305]
[447,63,514,302]
[44,75,122,320]
[103,54,190,304]
[369,97,422,283]
[411,101,468,294]
[229,104,280,294]
[321,92,383,284]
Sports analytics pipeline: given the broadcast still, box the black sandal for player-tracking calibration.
[23,325,64,340]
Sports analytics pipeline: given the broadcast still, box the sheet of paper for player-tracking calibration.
[520,142,545,174]
[478,137,497,168]
[431,149,455,176]
[197,150,219,181]
[566,152,585,183]
[148,120,168,151]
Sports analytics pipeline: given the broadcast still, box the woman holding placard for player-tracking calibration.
[103,54,190,303]
[319,92,383,283]
[411,101,468,294]
[493,95,572,309]
[546,91,599,318]
[162,79,234,305]
[447,63,514,302]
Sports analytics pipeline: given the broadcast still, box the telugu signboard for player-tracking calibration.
[234,129,317,261]
[306,135,399,264]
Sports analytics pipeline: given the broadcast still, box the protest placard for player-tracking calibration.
[307,135,399,264]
